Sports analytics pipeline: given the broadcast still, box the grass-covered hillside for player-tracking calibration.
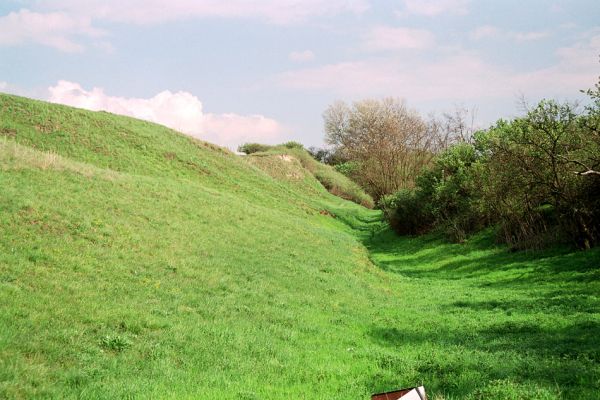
[1,93,599,399]
[246,146,374,208]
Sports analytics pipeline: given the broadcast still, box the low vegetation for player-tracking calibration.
[237,142,273,154]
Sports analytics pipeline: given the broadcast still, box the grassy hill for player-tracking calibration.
[245,146,374,208]
[1,93,599,399]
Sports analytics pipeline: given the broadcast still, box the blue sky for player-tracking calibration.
[1,0,599,149]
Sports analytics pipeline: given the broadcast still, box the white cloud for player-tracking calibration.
[35,0,369,25]
[399,0,470,16]
[277,34,600,102]
[550,33,600,76]
[277,60,402,94]
[0,9,105,52]
[203,114,282,146]
[48,81,285,148]
[469,25,500,40]
[289,50,315,62]
[470,25,549,42]
[0,82,7,91]
[550,4,563,13]
[512,31,550,42]
[365,26,435,50]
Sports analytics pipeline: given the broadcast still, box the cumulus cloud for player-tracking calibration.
[289,50,315,62]
[277,34,600,101]
[398,0,470,16]
[35,0,369,25]
[48,81,285,148]
[203,114,282,145]
[365,26,435,50]
[0,9,105,52]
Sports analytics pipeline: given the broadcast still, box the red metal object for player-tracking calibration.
[371,387,426,400]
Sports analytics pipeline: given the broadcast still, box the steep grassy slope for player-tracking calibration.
[247,147,375,208]
[0,94,389,399]
[1,94,599,399]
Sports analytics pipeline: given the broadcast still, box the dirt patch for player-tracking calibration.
[277,154,294,162]
[319,209,336,218]
[0,127,17,138]
[164,152,177,160]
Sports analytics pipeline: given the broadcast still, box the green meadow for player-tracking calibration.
[0,94,599,399]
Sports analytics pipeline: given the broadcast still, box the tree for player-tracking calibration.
[323,98,433,200]
[427,106,478,151]
[307,146,347,165]
[481,98,599,249]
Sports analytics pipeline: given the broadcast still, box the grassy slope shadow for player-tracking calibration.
[360,224,600,399]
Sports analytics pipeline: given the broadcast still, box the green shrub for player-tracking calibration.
[381,142,485,241]
[334,161,358,177]
[237,143,272,154]
[100,335,132,352]
[419,143,486,241]
[280,141,304,150]
[378,189,431,235]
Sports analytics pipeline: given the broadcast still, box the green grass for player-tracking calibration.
[249,146,375,208]
[0,93,599,399]
[363,228,600,399]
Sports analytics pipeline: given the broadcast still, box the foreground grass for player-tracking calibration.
[0,146,383,399]
[1,94,599,399]
[363,227,600,399]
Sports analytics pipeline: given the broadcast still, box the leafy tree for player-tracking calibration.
[323,98,433,200]
[482,99,599,249]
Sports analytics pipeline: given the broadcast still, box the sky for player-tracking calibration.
[1,0,599,149]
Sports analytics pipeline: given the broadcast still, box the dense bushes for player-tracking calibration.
[379,189,431,235]
[379,143,484,240]
[280,141,304,150]
[482,99,600,249]
[418,143,487,242]
[238,143,272,154]
[381,86,600,250]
